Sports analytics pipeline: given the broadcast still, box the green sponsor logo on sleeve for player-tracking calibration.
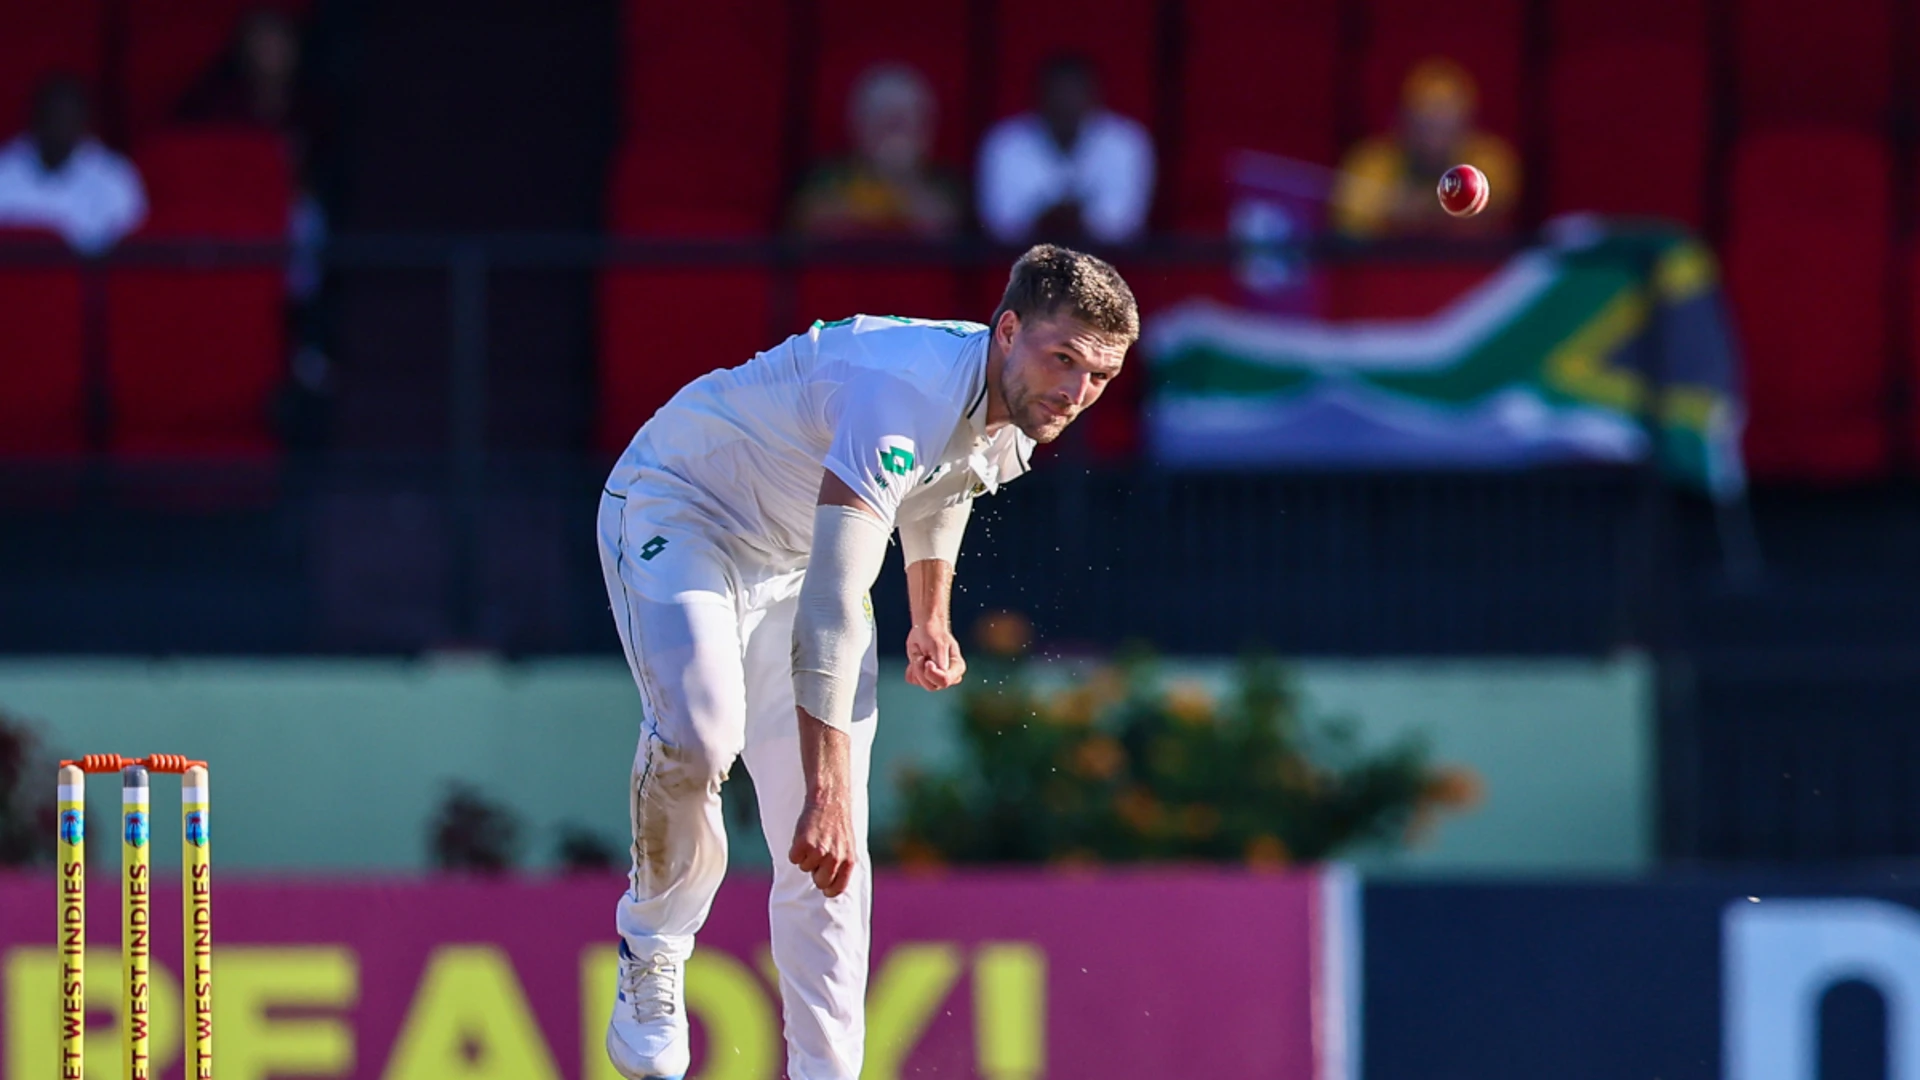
[879,447,915,476]
[638,535,669,561]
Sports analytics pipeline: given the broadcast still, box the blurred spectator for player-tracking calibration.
[976,54,1155,245]
[0,76,146,253]
[177,8,308,131]
[180,6,336,452]
[178,7,329,300]
[1331,58,1518,238]
[792,63,961,239]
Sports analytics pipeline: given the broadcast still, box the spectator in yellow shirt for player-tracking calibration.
[791,63,963,239]
[1332,58,1518,238]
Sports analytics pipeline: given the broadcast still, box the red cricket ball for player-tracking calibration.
[1437,164,1490,217]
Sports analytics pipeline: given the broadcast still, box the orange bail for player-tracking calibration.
[59,754,207,774]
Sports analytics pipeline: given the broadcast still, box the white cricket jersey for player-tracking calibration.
[606,315,1037,560]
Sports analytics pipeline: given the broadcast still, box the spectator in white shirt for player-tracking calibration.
[0,76,146,254]
[976,54,1155,245]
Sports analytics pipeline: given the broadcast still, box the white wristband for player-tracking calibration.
[792,504,891,732]
[898,500,971,566]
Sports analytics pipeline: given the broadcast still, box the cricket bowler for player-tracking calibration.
[596,244,1137,1079]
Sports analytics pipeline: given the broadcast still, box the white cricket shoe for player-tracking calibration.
[605,940,690,1080]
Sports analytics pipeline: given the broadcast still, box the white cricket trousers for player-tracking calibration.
[597,474,879,1080]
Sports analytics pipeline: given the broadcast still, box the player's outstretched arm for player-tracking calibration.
[790,470,891,896]
[899,501,970,691]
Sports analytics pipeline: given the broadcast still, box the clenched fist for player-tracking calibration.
[789,796,857,897]
[905,623,966,691]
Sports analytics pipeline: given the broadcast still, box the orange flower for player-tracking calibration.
[1114,786,1163,834]
[894,837,946,870]
[1050,847,1103,871]
[1245,833,1292,868]
[1045,687,1099,727]
[1071,735,1126,780]
[974,611,1033,657]
[1181,803,1223,840]
[1163,680,1216,726]
[1423,766,1484,809]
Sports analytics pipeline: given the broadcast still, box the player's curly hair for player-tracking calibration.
[993,244,1140,344]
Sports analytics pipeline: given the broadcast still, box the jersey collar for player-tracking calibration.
[962,331,1035,492]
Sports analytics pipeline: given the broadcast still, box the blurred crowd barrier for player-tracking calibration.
[0,462,1666,657]
[0,654,1649,875]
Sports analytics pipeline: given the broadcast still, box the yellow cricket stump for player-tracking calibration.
[57,763,84,1080]
[123,764,151,1080]
[56,753,211,1080]
[183,763,213,1078]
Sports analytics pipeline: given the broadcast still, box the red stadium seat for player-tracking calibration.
[1726,132,1891,478]
[988,0,1157,132]
[795,267,964,328]
[597,268,772,456]
[1550,0,1705,47]
[622,0,788,146]
[1547,42,1708,226]
[1361,0,1523,144]
[602,44,781,452]
[107,130,290,457]
[809,0,972,170]
[1174,0,1340,232]
[123,0,310,137]
[0,229,88,457]
[1325,264,1499,321]
[963,265,1007,322]
[135,128,293,236]
[607,138,774,236]
[1125,265,1238,323]
[1734,0,1891,129]
[1906,247,1920,465]
[106,271,283,456]
[619,0,790,231]
[0,0,102,135]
